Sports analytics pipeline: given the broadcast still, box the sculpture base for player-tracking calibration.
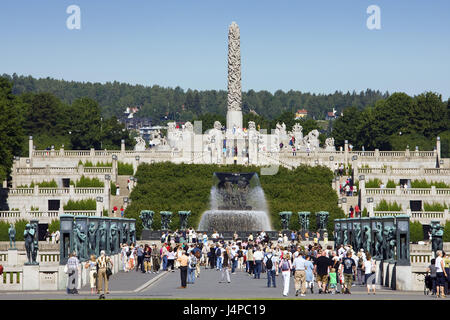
[226,110,243,131]
[141,230,163,241]
[7,248,18,266]
[23,265,40,290]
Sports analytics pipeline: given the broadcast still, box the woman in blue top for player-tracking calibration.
[305,255,315,294]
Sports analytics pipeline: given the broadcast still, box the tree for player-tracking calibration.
[410,221,424,243]
[407,92,447,138]
[332,106,361,148]
[69,97,102,149]
[0,77,24,180]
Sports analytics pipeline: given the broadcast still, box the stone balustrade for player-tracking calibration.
[372,210,449,224]
[0,210,98,223]
[365,187,450,196]
[4,186,105,196]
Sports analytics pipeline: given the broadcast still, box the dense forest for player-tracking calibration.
[3,73,388,122]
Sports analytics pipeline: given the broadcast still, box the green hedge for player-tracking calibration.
[444,221,450,243]
[63,199,96,210]
[118,162,134,175]
[386,180,397,188]
[410,179,450,188]
[423,202,448,212]
[73,175,104,187]
[48,219,60,233]
[365,178,382,188]
[374,199,402,211]
[78,160,112,167]
[410,221,423,243]
[110,181,117,195]
[125,162,345,238]
[0,219,30,241]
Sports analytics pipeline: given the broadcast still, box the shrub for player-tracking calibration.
[30,180,58,188]
[365,178,382,188]
[386,180,397,188]
[423,202,448,212]
[48,219,60,233]
[118,162,134,176]
[110,181,117,195]
[63,199,96,210]
[14,219,29,241]
[410,221,423,243]
[375,199,402,211]
[74,176,104,187]
[361,208,368,217]
[444,221,450,243]
[0,221,9,241]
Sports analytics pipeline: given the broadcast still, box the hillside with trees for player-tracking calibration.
[4,73,388,122]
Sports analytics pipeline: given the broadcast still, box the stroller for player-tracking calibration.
[424,274,433,295]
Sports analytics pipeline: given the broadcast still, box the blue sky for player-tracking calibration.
[1,0,449,98]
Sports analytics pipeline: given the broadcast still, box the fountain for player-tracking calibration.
[198,172,272,232]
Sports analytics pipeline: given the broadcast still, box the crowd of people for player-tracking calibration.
[65,228,449,298]
[110,230,380,296]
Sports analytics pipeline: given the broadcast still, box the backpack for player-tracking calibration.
[281,259,290,271]
[189,257,197,269]
[215,248,221,256]
[266,255,273,270]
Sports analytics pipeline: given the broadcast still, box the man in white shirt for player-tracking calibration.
[253,247,264,279]
[292,252,307,296]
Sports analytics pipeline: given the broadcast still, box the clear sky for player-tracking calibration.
[1,0,449,98]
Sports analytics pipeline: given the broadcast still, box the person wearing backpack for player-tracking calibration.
[279,252,293,296]
[187,251,197,284]
[263,249,277,288]
[215,244,223,270]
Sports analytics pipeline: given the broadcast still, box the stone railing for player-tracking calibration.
[4,186,105,196]
[373,211,404,217]
[365,187,450,196]
[0,210,98,223]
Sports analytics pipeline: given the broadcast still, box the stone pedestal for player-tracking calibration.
[58,265,68,290]
[375,260,382,289]
[388,263,396,289]
[382,262,390,287]
[7,248,18,266]
[395,265,412,291]
[227,111,243,131]
[23,265,40,291]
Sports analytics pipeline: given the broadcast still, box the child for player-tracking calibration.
[329,268,338,294]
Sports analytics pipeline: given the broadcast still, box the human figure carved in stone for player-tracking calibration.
[248,121,256,131]
[184,122,194,132]
[24,223,35,264]
[110,223,118,253]
[214,121,222,131]
[227,22,242,112]
[134,136,146,151]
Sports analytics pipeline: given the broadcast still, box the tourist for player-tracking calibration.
[161,243,169,271]
[352,185,357,196]
[142,245,151,273]
[167,247,176,272]
[96,250,113,295]
[314,250,332,294]
[356,250,365,285]
[66,252,80,294]
[219,246,231,283]
[55,230,60,244]
[263,248,277,288]
[246,245,254,276]
[151,244,160,273]
[116,184,120,195]
[45,229,50,243]
[128,244,136,270]
[136,244,145,273]
[192,245,202,277]
[253,246,263,279]
[208,244,216,269]
[427,258,437,295]
[341,251,356,294]
[305,254,315,294]
[273,246,282,276]
[443,252,450,295]
[120,206,124,217]
[215,244,223,270]
[349,205,354,218]
[188,251,197,284]
[435,250,447,298]
[177,250,189,288]
[85,254,98,295]
[354,204,360,217]
[51,231,56,244]
[329,268,338,294]
[121,243,129,272]
[237,246,245,270]
[279,252,292,297]
[292,251,307,297]
[362,253,376,295]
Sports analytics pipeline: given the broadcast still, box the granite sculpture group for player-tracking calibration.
[139,210,191,231]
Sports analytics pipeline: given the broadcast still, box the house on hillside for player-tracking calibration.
[295,109,308,119]
[325,108,338,120]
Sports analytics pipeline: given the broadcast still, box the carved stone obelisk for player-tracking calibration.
[226,22,243,131]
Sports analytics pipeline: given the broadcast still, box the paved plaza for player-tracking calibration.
[0,267,441,300]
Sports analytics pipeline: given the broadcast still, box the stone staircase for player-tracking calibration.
[109,176,130,217]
